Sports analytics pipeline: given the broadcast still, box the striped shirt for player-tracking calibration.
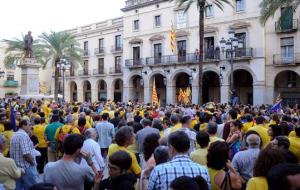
[147,155,211,190]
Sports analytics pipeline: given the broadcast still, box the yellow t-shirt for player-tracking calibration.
[170,123,182,134]
[289,136,300,162]
[289,131,296,138]
[242,122,254,134]
[246,177,268,190]
[2,130,14,157]
[248,125,270,148]
[0,124,4,133]
[33,124,48,148]
[108,144,141,175]
[190,148,208,166]
[54,124,80,140]
[74,120,92,129]
[200,123,208,132]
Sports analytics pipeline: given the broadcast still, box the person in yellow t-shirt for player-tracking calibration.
[32,117,48,173]
[169,115,182,134]
[248,116,270,148]
[2,121,15,157]
[108,126,141,176]
[0,114,6,133]
[246,148,286,190]
[289,126,300,162]
[242,114,254,134]
[190,131,209,166]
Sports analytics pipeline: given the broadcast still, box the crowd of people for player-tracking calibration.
[0,98,300,190]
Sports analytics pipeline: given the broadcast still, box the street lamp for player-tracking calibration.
[220,31,244,97]
[56,58,70,102]
[219,66,225,84]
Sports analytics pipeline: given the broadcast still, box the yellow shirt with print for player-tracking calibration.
[54,124,80,140]
[2,130,14,157]
[108,144,141,175]
[33,124,48,148]
[170,123,182,134]
[289,136,300,162]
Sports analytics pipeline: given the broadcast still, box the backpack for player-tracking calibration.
[57,125,75,153]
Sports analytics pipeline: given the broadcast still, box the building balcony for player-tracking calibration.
[109,67,122,74]
[225,48,253,60]
[94,48,105,56]
[275,19,298,33]
[78,70,91,77]
[81,50,90,57]
[125,58,145,67]
[273,53,300,66]
[123,0,167,11]
[3,80,18,87]
[111,46,123,54]
[93,68,106,75]
[65,71,76,78]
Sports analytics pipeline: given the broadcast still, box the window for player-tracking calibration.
[280,7,293,31]
[99,38,104,50]
[83,41,88,55]
[133,20,140,31]
[98,58,104,74]
[154,43,162,64]
[154,15,161,27]
[133,47,141,65]
[235,32,246,48]
[287,71,297,87]
[176,10,187,29]
[205,5,213,17]
[7,74,14,81]
[204,37,215,59]
[281,37,294,64]
[236,0,245,12]
[115,56,122,72]
[83,60,89,74]
[115,35,122,50]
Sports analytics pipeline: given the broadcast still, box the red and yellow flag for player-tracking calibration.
[171,22,176,53]
[152,79,159,105]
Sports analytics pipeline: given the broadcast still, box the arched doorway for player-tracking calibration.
[202,71,220,103]
[113,79,123,102]
[129,75,144,103]
[98,80,107,102]
[83,80,92,102]
[175,72,191,104]
[274,70,300,106]
[231,69,253,105]
[150,74,166,105]
[70,81,77,102]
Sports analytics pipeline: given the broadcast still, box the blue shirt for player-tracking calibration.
[232,148,260,181]
[95,121,115,148]
[147,155,211,190]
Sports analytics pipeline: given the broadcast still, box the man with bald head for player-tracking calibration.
[232,134,261,185]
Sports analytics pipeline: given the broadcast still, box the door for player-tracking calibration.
[177,40,186,62]
[154,43,162,64]
[205,37,215,59]
[133,47,140,65]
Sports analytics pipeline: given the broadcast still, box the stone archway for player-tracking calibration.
[202,71,220,103]
[70,81,77,102]
[274,70,300,106]
[129,75,144,103]
[174,72,191,104]
[83,80,92,102]
[97,79,107,102]
[150,73,166,105]
[230,69,253,105]
[113,79,123,102]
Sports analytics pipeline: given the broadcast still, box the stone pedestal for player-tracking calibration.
[18,58,41,96]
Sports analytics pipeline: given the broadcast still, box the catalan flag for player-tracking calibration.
[171,22,176,53]
[152,79,159,105]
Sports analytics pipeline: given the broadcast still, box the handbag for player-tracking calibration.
[220,171,233,190]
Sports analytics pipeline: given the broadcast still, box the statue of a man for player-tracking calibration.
[24,31,33,58]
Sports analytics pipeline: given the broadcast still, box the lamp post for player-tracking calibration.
[56,58,70,102]
[220,30,244,97]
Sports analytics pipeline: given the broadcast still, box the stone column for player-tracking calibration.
[220,84,230,104]
[91,88,97,103]
[107,86,113,101]
[144,86,151,104]
[18,58,41,96]
[77,87,84,102]
[253,82,266,105]
[264,85,274,105]
[166,85,176,105]
[123,86,130,103]
[192,85,199,105]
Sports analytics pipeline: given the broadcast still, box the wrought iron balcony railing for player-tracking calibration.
[93,68,105,75]
[94,48,105,55]
[225,48,253,60]
[78,70,90,76]
[275,19,298,33]
[109,67,122,74]
[81,50,89,57]
[273,53,300,65]
[111,46,123,53]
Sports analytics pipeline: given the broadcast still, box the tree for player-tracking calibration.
[260,0,299,24]
[170,0,231,105]
[39,31,82,101]
[3,36,49,69]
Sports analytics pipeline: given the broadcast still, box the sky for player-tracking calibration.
[0,0,124,40]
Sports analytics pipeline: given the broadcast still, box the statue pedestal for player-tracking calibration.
[18,58,41,96]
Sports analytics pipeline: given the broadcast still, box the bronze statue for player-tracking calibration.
[24,31,33,58]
